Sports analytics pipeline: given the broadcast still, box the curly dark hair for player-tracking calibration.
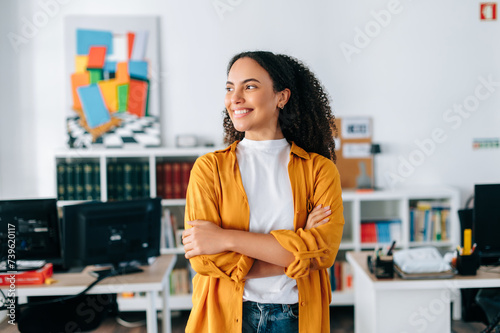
[222,51,338,162]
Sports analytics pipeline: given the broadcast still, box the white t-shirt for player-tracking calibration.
[236,138,298,304]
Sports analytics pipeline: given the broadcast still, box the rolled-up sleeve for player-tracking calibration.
[271,158,344,279]
[185,154,254,283]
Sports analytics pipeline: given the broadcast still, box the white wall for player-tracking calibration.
[1,0,499,204]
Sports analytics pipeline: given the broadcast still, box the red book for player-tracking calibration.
[181,162,193,198]
[156,163,164,198]
[361,222,377,243]
[0,263,53,286]
[164,163,173,199]
[172,162,182,199]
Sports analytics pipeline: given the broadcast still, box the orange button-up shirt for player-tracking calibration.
[184,141,344,333]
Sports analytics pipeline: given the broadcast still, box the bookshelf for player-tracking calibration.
[54,149,460,310]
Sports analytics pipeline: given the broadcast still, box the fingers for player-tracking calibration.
[305,205,331,230]
[310,205,331,222]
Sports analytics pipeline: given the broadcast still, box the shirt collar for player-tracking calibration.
[219,140,310,160]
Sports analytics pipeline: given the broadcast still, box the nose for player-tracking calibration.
[231,88,244,104]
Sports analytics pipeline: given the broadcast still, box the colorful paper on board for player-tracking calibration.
[128,79,148,117]
[98,79,118,112]
[75,55,88,73]
[76,29,113,55]
[87,46,107,69]
[128,61,148,80]
[77,84,111,128]
[71,72,90,110]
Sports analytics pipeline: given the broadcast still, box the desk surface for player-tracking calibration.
[346,251,500,290]
[0,255,176,297]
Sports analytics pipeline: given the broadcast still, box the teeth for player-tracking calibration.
[234,109,251,115]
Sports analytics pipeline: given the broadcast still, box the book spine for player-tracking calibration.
[115,162,124,201]
[83,163,94,200]
[123,162,134,201]
[142,161,150,198]
[107,162,115,201]
[74,163,84,200]
[57,162,66,201]
[93,162,101,200]
[156,163,164,199]
[164,162,173,199]
[65,163,75,201]
[172,162,182,199]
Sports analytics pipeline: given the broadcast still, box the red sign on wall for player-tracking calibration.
[480,3,497,20]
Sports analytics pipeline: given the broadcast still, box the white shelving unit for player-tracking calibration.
[341,187,460,252]
[55,148,460,310]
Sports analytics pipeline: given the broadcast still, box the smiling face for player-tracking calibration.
[225,57,290,141]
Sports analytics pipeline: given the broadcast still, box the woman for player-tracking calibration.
[182,51,344,333]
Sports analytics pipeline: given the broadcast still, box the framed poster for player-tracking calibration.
[64,16,161,148]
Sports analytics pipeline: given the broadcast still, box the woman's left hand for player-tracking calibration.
[183,220,228,259]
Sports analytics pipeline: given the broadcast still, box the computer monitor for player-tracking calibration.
[473,184,500,265]
[62,198,162,274]
[0,198,62,267]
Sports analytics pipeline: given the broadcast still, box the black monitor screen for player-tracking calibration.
[62,198,161,270]
[474,184,500,264]
[0,198,61,264]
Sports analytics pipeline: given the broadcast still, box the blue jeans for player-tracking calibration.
[242,301,299,333]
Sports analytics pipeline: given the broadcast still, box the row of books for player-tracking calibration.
[156,161,195,199]
[410,201,450,242]
[161,208,184,249]
[107,161,150,201]
[361,219,402,244]
[330,261,353,292]
[170,266,195,295]
[57,162,101,201]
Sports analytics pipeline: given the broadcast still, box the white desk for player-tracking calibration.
[1,255,176,333]
[346,251,500,333]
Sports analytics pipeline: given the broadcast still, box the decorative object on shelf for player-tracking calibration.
[175,135,198,148]
[370,143,381,190]
[64,16,161,149]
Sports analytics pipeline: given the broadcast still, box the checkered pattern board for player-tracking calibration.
[67,112,161,148]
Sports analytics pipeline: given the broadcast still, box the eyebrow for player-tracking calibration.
[226,78,261,85]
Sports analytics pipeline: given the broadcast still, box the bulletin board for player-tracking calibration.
[335,117,373,189]
[64,16,161,149]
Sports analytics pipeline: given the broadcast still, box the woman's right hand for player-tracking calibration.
[304,204,331,230]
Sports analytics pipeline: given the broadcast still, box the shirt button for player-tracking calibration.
[235,286,240,291]
[235,318,239,323]
[203,260,208,265]
[300,301,306,306]
[323,250,330,254]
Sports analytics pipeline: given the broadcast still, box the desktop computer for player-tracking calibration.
[474,184,500,266]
